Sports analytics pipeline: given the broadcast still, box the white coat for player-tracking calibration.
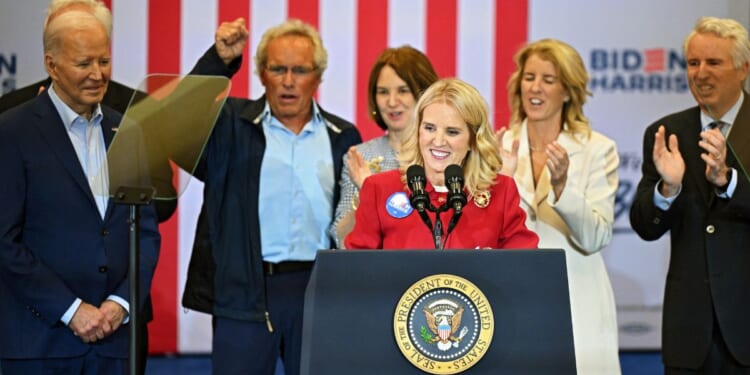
[502,120,621,375]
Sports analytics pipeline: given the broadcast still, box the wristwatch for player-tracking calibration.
[717,168,732,192]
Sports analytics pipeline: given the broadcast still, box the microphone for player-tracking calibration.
[445,164,467,214]
[407,165,435,244]
[407,165,429,213]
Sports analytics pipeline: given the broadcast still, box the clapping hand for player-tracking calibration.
[346,147,371,189]
[653,125,685,197]
[545,141,569,200]
[699,126,730,187]
[495,126,519,176]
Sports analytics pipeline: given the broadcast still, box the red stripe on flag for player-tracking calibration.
[147,0,181,354]
[426,0,457,78]
[219,0,251,98]
[102,0,112,10]
[356,0,388,142]
[289,0,319,28]
[494,1,528,130]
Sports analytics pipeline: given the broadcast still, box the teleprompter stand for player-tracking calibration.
[106,74,231,375]
[112,186,154,375]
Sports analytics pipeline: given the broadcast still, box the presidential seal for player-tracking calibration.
[393,274,494,374]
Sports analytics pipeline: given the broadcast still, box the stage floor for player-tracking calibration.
[145,352,664,375]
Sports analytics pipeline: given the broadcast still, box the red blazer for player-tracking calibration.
[345,170,538,250]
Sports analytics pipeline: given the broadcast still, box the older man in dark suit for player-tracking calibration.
[630,16,750,374]
[0,3,171,375]
[0,10,160,375]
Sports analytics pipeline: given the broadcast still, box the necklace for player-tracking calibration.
[528,124,560,153]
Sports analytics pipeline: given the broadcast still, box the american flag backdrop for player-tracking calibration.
[101,0,528,353]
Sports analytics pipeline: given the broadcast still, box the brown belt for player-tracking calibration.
[263,261,314,276]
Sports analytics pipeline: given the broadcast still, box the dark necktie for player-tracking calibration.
[708,121,727,136]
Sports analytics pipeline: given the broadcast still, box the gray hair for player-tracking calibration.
[43,10,108,56]
[684,16,750,70]
[44,0,112,37]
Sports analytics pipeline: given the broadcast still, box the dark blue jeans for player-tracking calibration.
[212,270,311,375]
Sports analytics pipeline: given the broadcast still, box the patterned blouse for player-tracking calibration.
[330,136,399,247]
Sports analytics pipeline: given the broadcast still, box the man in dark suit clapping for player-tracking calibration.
[630,16,750,374]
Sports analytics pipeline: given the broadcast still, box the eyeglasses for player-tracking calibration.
[266,65,316,77]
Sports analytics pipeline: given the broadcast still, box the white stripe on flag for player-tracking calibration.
[111,0,148,89]
[319,0,357,122]
[180,0,218,74]
[457,0,496,125]
[389,0,426,52]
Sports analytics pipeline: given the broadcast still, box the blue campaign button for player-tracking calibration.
[386,192,413,219]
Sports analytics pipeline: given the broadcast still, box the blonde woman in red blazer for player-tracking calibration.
[345,78,538,250]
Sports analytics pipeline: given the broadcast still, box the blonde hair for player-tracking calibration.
[254,19,327,77]
[398,78,501,197]
[684,16,750,70]
[507,38,591,138]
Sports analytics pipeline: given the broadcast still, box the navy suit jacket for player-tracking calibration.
[0,91,160,359]
[630,96,750,368]
[0,78,178,223]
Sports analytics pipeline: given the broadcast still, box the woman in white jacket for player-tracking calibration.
[498,38,621,375]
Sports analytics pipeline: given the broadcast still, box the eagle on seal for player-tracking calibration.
[424,305,464,351]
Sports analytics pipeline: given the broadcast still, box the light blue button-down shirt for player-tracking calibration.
[257,101,334,262]
[654,93,743,209]
[48,86,109,218]
[48,85,129,325]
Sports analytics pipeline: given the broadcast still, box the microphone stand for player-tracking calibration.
[433,209,444,250]
[436,203,461,250]
[431,204,458,250]
[412,200,458,251]
[413,202,445,250]
[412,200,465,250]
